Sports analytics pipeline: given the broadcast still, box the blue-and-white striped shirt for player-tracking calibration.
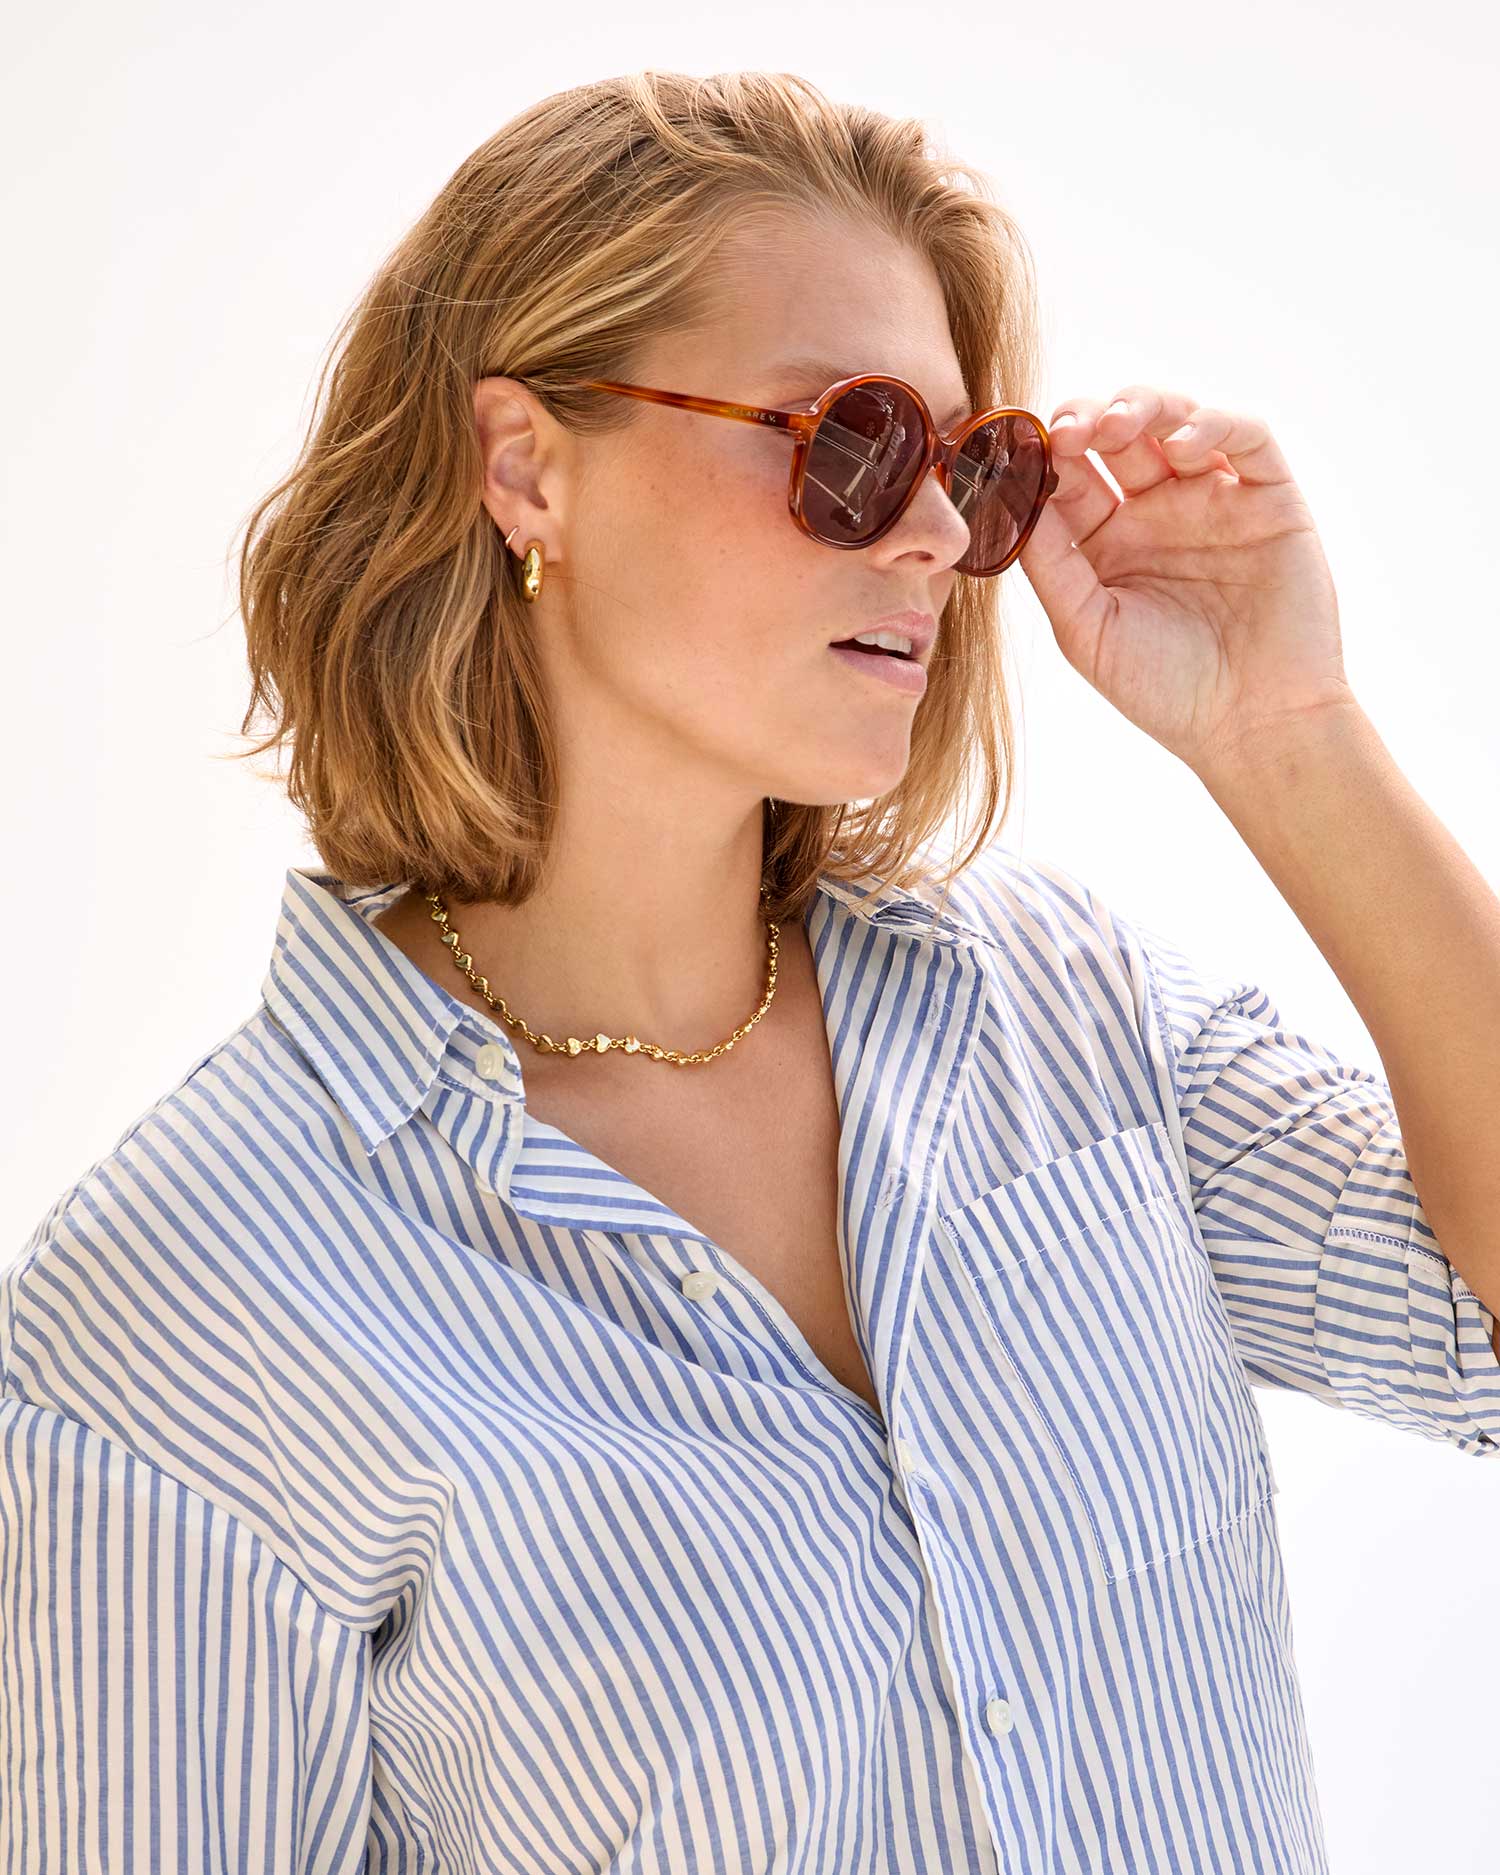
[5,844,1499,1873]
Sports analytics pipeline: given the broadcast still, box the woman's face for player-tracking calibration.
[478,211,975,814]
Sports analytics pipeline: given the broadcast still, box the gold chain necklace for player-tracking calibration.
[421,884,781,1066]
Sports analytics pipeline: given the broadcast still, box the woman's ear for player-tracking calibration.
[473,376,565,562]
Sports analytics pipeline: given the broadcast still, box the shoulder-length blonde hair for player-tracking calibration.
[230,68,1044,926]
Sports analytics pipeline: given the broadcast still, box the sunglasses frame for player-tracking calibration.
[577,372,1061,575]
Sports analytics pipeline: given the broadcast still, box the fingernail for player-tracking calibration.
[1051,412,1078,429]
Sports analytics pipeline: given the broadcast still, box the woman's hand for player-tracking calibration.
[1015,386,1356,777]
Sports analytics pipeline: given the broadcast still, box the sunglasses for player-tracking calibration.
[576,372,1061,577]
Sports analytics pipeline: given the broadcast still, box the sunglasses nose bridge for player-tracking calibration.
[919,430,973,507]
[929,425,974,486]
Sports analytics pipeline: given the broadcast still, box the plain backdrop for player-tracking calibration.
[5,3,1497,1868]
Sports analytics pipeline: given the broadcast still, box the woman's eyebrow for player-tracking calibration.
[763,357,972,430]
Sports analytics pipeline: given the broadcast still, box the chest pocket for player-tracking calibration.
[937,1119,1277,1585]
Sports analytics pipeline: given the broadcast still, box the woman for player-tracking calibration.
[5,68,1499,1875]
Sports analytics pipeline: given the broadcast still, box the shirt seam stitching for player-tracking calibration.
[1,1328,362,1635]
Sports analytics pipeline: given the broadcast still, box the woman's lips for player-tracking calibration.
[828,643,928,696]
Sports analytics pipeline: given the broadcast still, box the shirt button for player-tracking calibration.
[895,1437,918,1473]
[681,1270,720,1301]
[984,1697,1015,1736]
[475,1043,507,1080]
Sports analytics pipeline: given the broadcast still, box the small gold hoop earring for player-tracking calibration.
[503,524,544,603]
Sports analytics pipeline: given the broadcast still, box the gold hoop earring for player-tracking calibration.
[503,524,544,604]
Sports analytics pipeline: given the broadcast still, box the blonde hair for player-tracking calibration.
[229,68,1044,924]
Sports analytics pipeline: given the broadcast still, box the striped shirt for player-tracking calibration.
[4,843,1499,1874]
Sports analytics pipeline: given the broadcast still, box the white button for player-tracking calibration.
[475,1043,507,1080]
[896,1437,918,1471]
[984,1697,1015,1735]
[681,1270,720,1301]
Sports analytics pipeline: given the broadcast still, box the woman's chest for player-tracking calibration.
[521,1043,881,1418]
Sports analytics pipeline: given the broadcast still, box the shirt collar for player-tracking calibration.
[260,859,989,1156]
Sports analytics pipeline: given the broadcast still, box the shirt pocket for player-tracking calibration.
[937,1118,1277,1585]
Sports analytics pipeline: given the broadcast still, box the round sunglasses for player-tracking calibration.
[576,372,1061,577]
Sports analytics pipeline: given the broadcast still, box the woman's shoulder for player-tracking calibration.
[914,836,1145,970]
[11,999,348,1276]
[3,998,371,1440]
[3,1000,413,1627]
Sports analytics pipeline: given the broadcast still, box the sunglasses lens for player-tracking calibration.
[801,381,929,545]
[802,383,1048,574]
[950,414,1048,575]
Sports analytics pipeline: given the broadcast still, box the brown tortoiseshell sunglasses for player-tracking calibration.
[577,372,1061,577]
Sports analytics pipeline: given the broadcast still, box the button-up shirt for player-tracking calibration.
[4,844,1498,1873]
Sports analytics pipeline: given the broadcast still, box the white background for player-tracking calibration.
[5,2,1497,1867]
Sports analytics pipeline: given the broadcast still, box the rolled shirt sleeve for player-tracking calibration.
[1127,913,1500,1458]
[0,1394,374,1872]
